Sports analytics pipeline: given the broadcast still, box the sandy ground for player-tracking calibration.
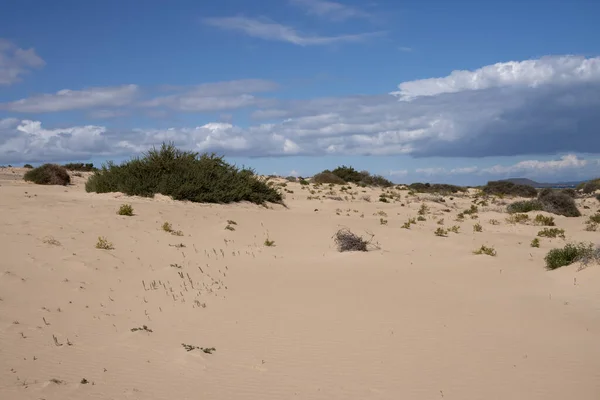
[1,167,599,400]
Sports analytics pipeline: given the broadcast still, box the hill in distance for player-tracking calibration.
[500,178,587,188]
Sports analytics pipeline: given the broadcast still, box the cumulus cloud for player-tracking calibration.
[391,55,600,101]
[289,0,371,21]
[1,85,138,113]
[0,39,45,85]
[481,154,590,175]
[203,16,382,46]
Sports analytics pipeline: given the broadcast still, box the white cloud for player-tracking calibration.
[388,169,408,177]
[392,55,600,101]
[1,85,138,113]
[289,0,371,21]
[0,39,45,85]
[203,16,382,46]
[481,154,590,175]
[398,46,413,52]
[415,167,447,175]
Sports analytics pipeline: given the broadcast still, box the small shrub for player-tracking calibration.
[401,221,411,229]
[23,163,33,169]
[434,227,448,237]
[63,162,96,172]
[533,214,555,226]
[264,238,275,247]
[506,213,529,224]
[507,200,543,214]
[117,204,134,216]
[489,219,500,225]
[312,171,346,185]
[418,203,429,216]
[333,228,373,252]
[417,215,426,222]
[23,164,71,186]
[544,242,594,270]
[473,245,497,256]
[585,221,598,231]
[162,222,173,232]
[537,228,566,239]
[96,236,114,250]
[589,213,600,224]
[379,195,389,203]
[448,225,460,233]
[380,218,388,225]
[473,223,482,232]
[531,238,540,248]
[299,179,309,185]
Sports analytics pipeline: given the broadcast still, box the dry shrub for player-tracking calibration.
[333,228,376,252]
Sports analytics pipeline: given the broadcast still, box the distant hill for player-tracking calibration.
[500,178,587,189]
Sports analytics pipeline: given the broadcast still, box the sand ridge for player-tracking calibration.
[1,168,599,399]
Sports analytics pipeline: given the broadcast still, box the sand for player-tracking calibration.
[1,167,599,399]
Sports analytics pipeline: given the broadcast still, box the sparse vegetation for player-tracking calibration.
[418,203,429,215]
[489,219,500,225]
[63,162,96,172]
[506,213,529,224]
[117,204,134,216]
[448,225,460,233]
[537,189,580,217]
[435,227,448,237]
[182,343,216,353]
[264,238,275,247]
[23,164,71,186]
[537,228,566,239]
[85,143,282,205]
[130,325,153,333]
[473,223,482,232]
[23,164,33,169]
[408,182,467,194]
[531,238,540,248]
[533,214,555,226]
[95,236,114,250]
[544,242,595,270]
[473,245,497,256]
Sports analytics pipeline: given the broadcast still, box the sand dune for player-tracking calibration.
[1,168,599,399]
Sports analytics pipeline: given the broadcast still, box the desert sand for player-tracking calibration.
[1,167,599,400]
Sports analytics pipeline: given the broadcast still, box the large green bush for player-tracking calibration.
[312,171,346,185]
[315,165,393,187]
[23,164,71,186]
[507,200,543,213]
[85,143,282,205]
[544,242,594,270]
[482,180,537,197]
[537,189,580,217]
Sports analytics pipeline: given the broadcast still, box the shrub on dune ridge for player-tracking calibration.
[482,181,537,198]
[85,143,282,205]
[24,164,71,186]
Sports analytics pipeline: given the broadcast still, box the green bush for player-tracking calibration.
[85,143,282,205]
[533,214,555,226]
[580,179,600,194]
[63,162,96,172]
[408,182,467,194]
[321,165,393,187]
[537,228,566,239]
[537,189,580,217]
[560,188,577,198]
[23,164,71,186]
[482,181,537,197]
[544,242,594,270]
[312,171,346,185]
[23,164,33,169]
[507,200,543,213]
[118,204,134,216]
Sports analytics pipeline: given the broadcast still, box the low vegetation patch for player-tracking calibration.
[264,238,275,247]
[531,238,540,248]
[545,242,596,270]
[95,236,114,250]
[85,143,282,205]
[117,204,134,216]
[473,245,497,256]
[23,164,71,186]
[63,162,96,172]
[506,213,529,224]
[434,227,448,237]
[537,228,566,239]
[507,200,543,214]
[533,214,555,226]
[577,178,600,194]
[537,189,580,217]
[23,163,33,169]
[473,223,482,232]
[408,182,467,194]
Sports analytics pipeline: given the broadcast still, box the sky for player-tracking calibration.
[1,0,599,185]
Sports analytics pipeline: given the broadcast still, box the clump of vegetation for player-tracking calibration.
[537,189,580,217]
[577,179,600,194]
[473,223,482,232]
[418,203,429,216]
[417,215,426,222]
[537,228,566,239]
[408,182,467,194]
[589,213,600,224]
[23,164,71,186]
[533,214,555,226]
[85,143,282,205]
[378,194,389,203]
[473,245,497,256]
[507,200,543,214]
[63,162,96,172]
[23,163,33,169]
[379,218,388,225]
[181,343,216,354]
[312,171,346,185]
[162,221,183,236]
[264,238,275,247]
[531,238,540,248]
[560,188,577,198]
[489,219,500,225]
[462,205,478,215]
[506,213,529,224]
[434,227,448,237]
[117,204,134,216]
[481,180,537,198]
[131,325,153,333]
[333,228,375,252]
[316,165,393,187]
[448,225,460,233]
[95,236,114,250]
[544,242,595,270]
[285,176,297,182]
[225,224,235,231]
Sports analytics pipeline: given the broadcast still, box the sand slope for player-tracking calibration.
[1,169,599,399]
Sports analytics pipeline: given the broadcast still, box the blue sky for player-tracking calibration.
[1,0,599,184]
